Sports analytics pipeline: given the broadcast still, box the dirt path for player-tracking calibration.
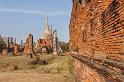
[0,72,68,82]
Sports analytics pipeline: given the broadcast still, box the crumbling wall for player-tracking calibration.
[70,0,124,60]
[70,0,124,81]
[24,34,33,55]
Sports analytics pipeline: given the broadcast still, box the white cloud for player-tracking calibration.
[0,7,70,16]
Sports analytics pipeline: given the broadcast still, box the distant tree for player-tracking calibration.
[0,39,6,48]
[0,37,6,52]
[60,42,69,52]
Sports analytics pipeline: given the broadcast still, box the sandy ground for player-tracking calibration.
[0,72,68,82]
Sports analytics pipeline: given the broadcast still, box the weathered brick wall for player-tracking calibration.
[100,0,124,58]
[24,34,33,55]
[70,0,124,59]
[70,0,124,81]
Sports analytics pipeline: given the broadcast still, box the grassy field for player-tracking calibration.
[0,54,75,82]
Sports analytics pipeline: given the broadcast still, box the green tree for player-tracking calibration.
[0,40,6,47]
[60,42,69,52]
[0,37,6,52]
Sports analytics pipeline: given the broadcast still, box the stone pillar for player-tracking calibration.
[28,34,33,54]
[21,40,23,46]
[7,37,10,48]
[10,37,13,48]
[53,30,58,55]
[14,38,16,45]
[10,37,13,43]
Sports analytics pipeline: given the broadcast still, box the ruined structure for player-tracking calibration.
[6,37,16,48]
[13,44,19,55]
[0,36,19,55]
[53,30,58,55]
[70,0,124,82]
[34,17,53,54]
[35,17,60,54]
[24,34,33,55]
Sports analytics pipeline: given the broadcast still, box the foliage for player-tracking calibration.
[60,42,69,52]
[0,37,6,52]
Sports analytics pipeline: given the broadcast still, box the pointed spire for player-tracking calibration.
[44,16,50,34]
[50,25,53,34]
[42,16,52,39]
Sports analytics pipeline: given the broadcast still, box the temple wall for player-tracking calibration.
[70,0,124,59]
[70,0,124,81]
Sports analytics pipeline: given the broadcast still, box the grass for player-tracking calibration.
[67,55,75,82]
[0,54,75,82]
[35,55,68,74]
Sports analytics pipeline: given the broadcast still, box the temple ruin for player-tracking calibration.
[24,34,33,55]
[34,17,60,54]
[0,35,20,55]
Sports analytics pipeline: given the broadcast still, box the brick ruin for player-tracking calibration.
[70,0,124,82]
[0,36,20,55]
[34,39,52,54]
[24,34,33,55]
[0,18,61,56]
[34,17,60,54]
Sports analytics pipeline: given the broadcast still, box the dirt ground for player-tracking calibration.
[0,72,68,82]
[0,54,73,82]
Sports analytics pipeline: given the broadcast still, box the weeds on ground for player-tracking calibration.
[67,55,75,82]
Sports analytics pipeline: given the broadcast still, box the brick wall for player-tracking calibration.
[70,0,124,81]
[70,0,124,59]
[24,34,33,55]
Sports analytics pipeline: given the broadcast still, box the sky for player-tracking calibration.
[0,0,72,43]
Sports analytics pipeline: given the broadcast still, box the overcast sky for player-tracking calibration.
[0,0,72,43]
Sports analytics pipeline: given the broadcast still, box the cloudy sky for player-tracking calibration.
[0,0,72,43]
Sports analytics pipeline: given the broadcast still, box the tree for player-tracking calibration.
[0,39,6,47]
[60,42,69,52]
[0,37,6,52]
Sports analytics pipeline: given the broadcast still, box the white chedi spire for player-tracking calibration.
[44,17,51,34]
[50,25,53,34]
[42,16,51,39]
